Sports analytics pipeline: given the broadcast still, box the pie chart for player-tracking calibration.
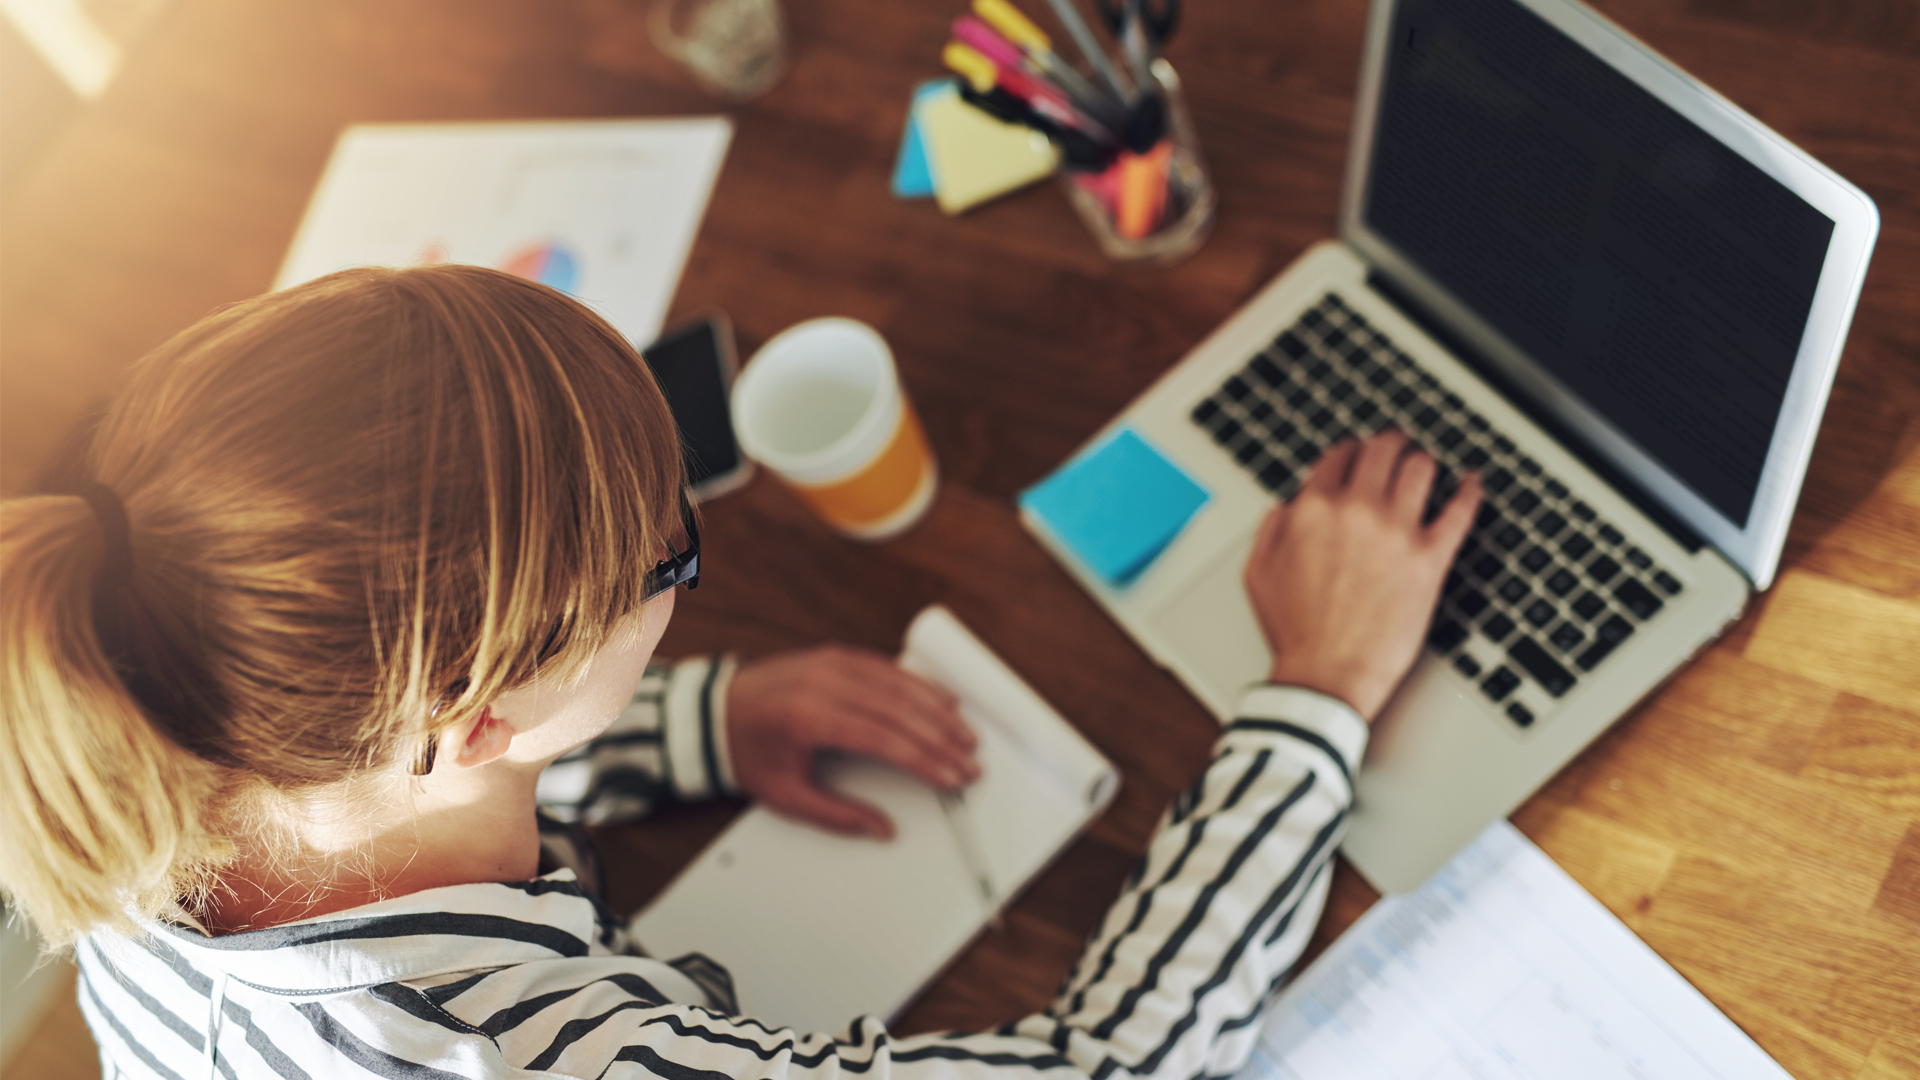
[500,242,579,294]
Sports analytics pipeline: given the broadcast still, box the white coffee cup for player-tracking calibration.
[731,318,937,540]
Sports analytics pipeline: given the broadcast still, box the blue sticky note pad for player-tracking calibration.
[1020,427,1211,586]
[891,81,948,199]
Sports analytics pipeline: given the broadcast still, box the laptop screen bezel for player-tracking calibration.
[1338,0,1879,592]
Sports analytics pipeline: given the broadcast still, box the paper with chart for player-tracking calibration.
[275,118,732,346]
[1240,820,1791,1080]
[630,606,1118,1033]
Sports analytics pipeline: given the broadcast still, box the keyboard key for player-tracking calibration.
[1560,533,1594,561]
[1482,612,1516,643]
[1498,577,1530,603]
[1598,523,1625,546]
[1614,578,1665,620]
[1575,639,1616,671]
[1477,503,1501,528]
[1308,407,1335,430]
[1323,327,1348,349]
[1506,702,1536,728]
[1484,468,1515,494]
[1460,445,1491,469]
[1588,554,1621,583]
[1525,599,1557,628]
[1654,570,1684,595]
[1444,571,1467,597]
[1414,406,1441,429]
[1472,554,1505,580]
[1234,440,1262,464]
[1192,399,1222,424]
[1351,400,1380,423]
[1494,524,1526,550]
[1391,386,1418,408]
[1492,435,1517,455]
[1518,457,1542,476]
[1546,568,1578,596]
[1301,308,1326,329]
[1306,359,1333,381]
[1596,614,1635,644]
[1571,591,1606,620]
[1276,332,1308,358]
[1548,622,1585,651]
[1535,510,1567,538]
[1466,413,1490,432]
[1544,479,1569,500]
[1271,420,1298,443]
[1625,547,1652,570]
[1286,387,1313,409]
[1570,500,1596,522]
[1437,426,1465,449]
[1250,355,1284,385]
[1428,618,1469,653]
[1367,366,1394,387]
[1257,460,1292,491]
[1248,400,1274,423]
[1481,666,1520,701]
[1456,589,1489,618]
[1508,637,1576,697]
[1508,489,1541,515]
[1416,370,1439,390]
[1454,653,1483,679]
[1521,545,1551,572]
[1329,379,1355,401]
[1211,417,1245,446]
[1224,377,1253,401]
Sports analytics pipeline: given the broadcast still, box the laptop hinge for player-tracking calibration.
[1365,270,1706,555]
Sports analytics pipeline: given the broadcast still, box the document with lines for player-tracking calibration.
[1240,821,1791,1080]
[631,606,1118,1033]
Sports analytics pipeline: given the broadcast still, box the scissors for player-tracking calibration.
[1092,0,1180,50]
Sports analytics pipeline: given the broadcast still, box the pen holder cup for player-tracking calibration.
[1059,60,1215,266]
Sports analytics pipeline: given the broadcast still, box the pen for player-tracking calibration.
[943,42,1117,144]
[1037,0,1135,102]
[938,788,1000,928]
[953,15,1122,127]
[967,0,1120,120]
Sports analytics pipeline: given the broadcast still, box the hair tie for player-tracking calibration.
[75,482,133,596]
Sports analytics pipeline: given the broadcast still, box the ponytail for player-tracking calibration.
[0,495,229,948]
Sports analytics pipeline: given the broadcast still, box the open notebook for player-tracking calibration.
[629,606,1119,1032]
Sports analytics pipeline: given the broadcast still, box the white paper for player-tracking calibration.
[275,118,732,347]
[630,607,1118,1034]
[1241,821,1792,1080]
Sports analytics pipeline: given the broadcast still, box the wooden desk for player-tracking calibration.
[2,1,1914,1076]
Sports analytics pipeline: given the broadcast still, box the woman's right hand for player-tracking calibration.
[1243,431,1481,722]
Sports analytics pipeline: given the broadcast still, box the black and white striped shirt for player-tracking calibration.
[77,657,1367,1080]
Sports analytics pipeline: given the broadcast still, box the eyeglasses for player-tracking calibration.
[642,493,700,602]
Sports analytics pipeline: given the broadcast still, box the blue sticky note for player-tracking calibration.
[1020,427,1211,586]
[890,81,948,199]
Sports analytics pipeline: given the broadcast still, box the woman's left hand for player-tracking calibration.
[725,644,980,839]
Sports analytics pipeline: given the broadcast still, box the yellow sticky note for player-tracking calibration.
[917,88,1060,215]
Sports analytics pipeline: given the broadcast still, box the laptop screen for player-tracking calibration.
[1360,0,1834,528]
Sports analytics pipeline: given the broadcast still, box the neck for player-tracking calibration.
[204,757,544,934]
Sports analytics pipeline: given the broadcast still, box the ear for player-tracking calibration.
[441,708,515,769]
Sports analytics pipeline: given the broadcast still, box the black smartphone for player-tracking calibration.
[642,315,753,502]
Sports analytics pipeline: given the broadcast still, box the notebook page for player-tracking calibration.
[1241,821,1791,1080]
[629,607,1115,1033]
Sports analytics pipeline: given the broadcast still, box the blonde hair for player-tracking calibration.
[0,266,684,947]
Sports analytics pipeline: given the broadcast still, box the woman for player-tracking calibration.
[0,264,1476,1079]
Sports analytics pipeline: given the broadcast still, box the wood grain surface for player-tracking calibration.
[2,0,1915,1077]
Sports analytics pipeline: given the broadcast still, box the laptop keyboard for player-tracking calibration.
[1188,293,1685,729]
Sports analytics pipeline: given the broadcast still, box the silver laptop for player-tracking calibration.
[1022,0,1878,893]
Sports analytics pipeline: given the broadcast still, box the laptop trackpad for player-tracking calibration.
[1149,529,1270,714]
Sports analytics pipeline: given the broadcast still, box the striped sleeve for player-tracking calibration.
[536,655,741,826]
[482,683,1366,1080]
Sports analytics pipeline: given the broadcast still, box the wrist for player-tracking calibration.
[1264,661,1385,722]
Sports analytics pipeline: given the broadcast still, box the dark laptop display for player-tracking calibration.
[1363,0,1835,527]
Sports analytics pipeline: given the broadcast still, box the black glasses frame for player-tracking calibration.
[642,494,701,602]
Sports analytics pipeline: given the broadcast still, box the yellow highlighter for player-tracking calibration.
[974,0,1051,51]
[942,41,1000,94]
[972,0,1118,119]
